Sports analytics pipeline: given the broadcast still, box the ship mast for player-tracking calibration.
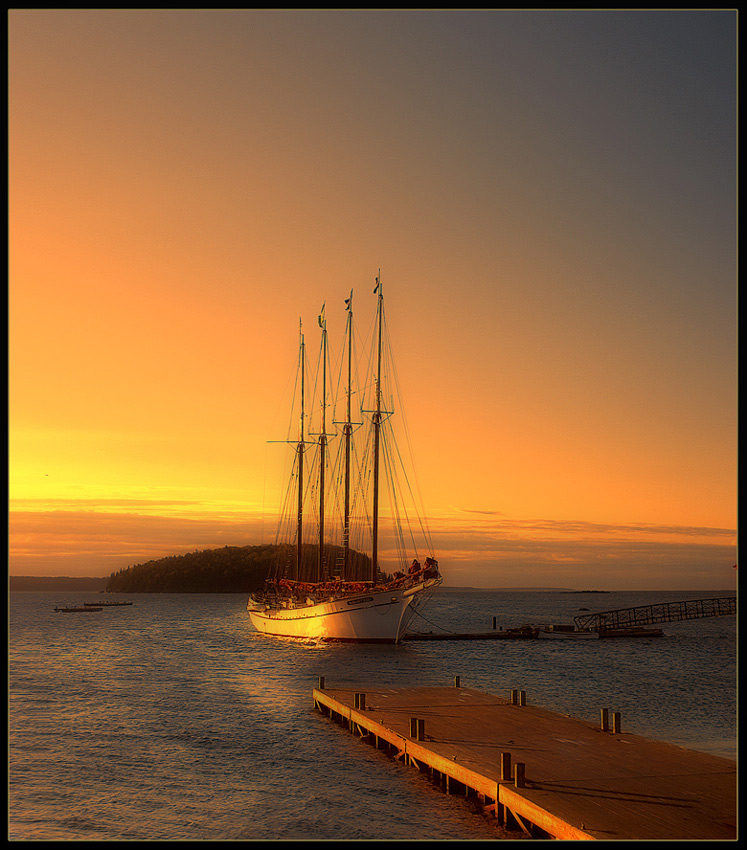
[318,304,327,583]
[371,272,383,584]
[296,321,305,582]
[343,291,353,579]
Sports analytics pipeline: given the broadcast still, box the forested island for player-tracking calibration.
[104,543,376,593]
[104,545,275,593]
[11,556,585,594]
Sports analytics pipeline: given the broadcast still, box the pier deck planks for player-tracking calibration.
[313,685,736,841]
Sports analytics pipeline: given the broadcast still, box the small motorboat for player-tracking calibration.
[538,623,598,639]
[54,606,103,613]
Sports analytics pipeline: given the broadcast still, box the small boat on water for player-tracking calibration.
[83,601,133,607]
[538,623,599,639]
[248,276,442,642]
[54,606,102,613]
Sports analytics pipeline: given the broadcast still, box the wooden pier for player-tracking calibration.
[574,596,737,632]
[312,682,736,840]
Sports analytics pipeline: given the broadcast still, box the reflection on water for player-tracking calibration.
[9,589,735,840]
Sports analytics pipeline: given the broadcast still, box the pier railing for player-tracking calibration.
[573,596,736,632]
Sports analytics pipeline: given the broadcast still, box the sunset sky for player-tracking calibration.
[9,9,737,589]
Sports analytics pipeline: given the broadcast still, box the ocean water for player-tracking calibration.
[8,589,736,841]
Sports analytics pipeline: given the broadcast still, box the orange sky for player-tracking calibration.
[9,10,737,589]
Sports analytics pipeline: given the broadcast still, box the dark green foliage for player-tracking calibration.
[105,545,277,593]
[274,543,374,583]
[104,544,381,593]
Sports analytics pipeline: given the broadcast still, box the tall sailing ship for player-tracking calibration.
[248,275,442,642]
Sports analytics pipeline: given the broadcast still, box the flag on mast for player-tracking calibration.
[344,290,353,311]
[373,275,380,293]
[318,303,326,329]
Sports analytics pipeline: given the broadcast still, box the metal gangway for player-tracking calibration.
[574,596,736,633]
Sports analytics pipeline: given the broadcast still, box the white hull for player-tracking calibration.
[248,578,440,643]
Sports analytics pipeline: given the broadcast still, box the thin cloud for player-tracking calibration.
[451,509,735,539]
[8,504,736,588]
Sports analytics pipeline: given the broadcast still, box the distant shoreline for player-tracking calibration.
[9,576,108,592]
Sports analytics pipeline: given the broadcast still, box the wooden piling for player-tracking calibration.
[500,751,511,781]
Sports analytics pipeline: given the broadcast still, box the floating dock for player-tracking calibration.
[312,682,736,840]
[403,626,538,641]
[403,625,664,640]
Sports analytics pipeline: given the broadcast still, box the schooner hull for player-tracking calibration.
[248,581,438,643]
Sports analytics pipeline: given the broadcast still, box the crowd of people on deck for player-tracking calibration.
[260,556,439,602]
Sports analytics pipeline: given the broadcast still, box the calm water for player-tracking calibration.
[9,589,736,841]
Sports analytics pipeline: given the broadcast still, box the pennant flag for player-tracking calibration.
[318,303,326,328]
[373,275,379,293]
[344,289,353,311]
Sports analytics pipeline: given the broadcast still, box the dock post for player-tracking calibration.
[318,676,325,689]
[354,693,366,710]
[613,711,622,734]
[514,762,526,788]
[518,690,527,706]
[410,717,425,740]
[493,616,497,629]
[601,708,610,731]
[454,675,461,688]
[510,689,518,705]
[500,751,512,781]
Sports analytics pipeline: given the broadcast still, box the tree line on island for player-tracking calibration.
[104,543,381,593]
